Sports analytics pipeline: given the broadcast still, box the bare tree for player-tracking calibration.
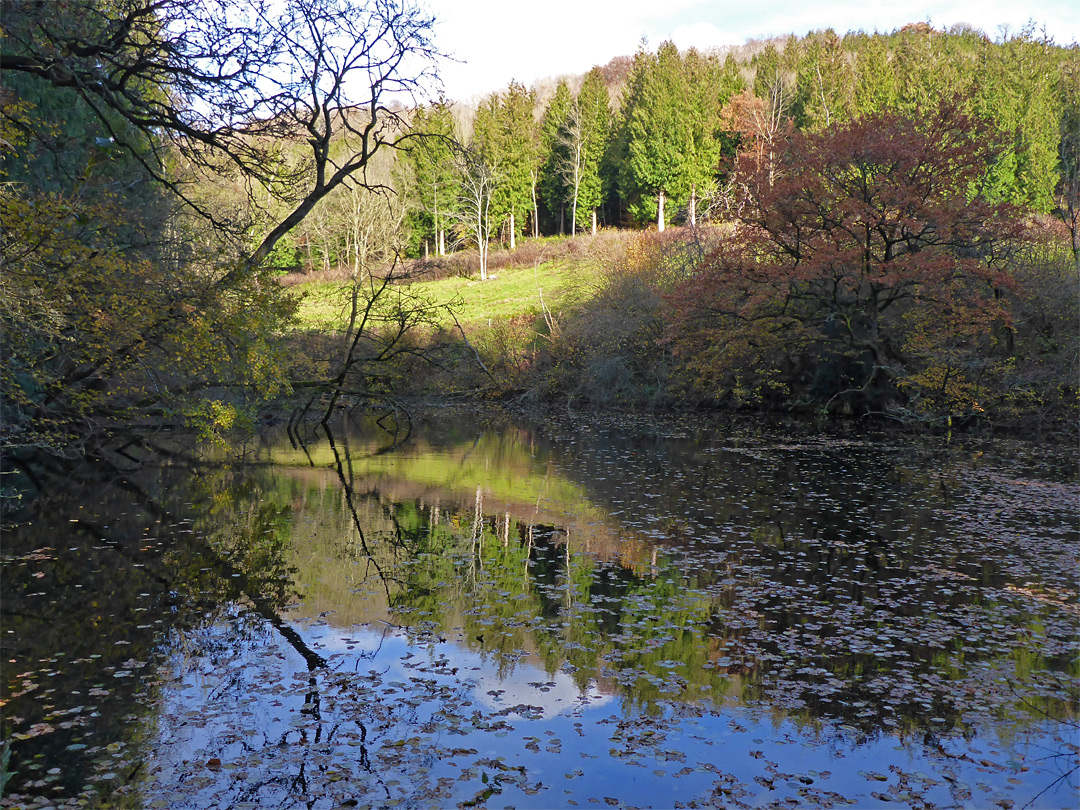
[722,76,793,190]
[1,0,442,278]
[452,145,496,281]
[0,0,446,455]
[555,102,587,237]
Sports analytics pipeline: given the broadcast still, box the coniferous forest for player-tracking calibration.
[2,1,1078,465]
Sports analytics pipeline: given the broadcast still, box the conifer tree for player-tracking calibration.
[539,80,574,233]
[797,30,855,130]
[402,101,459,257]
[624,41,692,230]
[853,35,899,116]
[472,81,537,248]
[576,68,611,233]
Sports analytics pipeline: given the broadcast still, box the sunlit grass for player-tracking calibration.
[289,248,605,331]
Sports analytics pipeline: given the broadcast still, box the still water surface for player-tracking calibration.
[3,410,1077,808]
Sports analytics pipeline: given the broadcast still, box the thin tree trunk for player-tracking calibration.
[591,209,596,236]
[690,184,696,228]
[509,211,515,250]
[433,177,440,256]
[531,177,539,238]
[657,189,665,233]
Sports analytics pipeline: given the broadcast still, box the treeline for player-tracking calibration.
[259,23,1076,281]
[435,88,1078,429]
[388,25,1076,429]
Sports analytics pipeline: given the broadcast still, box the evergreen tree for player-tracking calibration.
[565,68,611,234]
[1056,46,1080,265]
[853,35,899,116]
[539,80,573,233]
[402,101,459,257]
[682,48,740,225]
[975,28,1061,211]
[797,30,855,130]
[624,41,693,230]
[472,81,537,247]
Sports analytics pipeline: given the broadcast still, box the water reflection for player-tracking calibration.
[2,411,1077,808]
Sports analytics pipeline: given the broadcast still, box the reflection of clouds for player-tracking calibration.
[475,668,614,718]
[300,622,615,720]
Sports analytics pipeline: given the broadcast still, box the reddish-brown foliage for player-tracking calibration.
[668,97,1029,417]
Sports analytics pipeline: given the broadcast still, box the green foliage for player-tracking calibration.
[668,99,1034,421]
[0,98,297,458]
[402,101,460,256]
[538,81,574,232]
[571,68,612,231]
[795,30,856,130]
[619,42,739,227]
[624,42,692,224]
[473,81,538,243]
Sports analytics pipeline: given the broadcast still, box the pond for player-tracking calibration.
[2,409,1078,809]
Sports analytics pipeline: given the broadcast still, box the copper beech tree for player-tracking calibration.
[669,98,1026,419]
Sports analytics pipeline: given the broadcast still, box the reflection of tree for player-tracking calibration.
[301,422,1079,751]
[0,457,324,800]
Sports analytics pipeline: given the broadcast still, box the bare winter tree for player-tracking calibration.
[452,145,497,281]
[0,0,442,278]
[555,102,587,237]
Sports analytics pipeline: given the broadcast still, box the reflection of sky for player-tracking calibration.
[474,669,614,716]
[140,612,1078,810]
[304,621,616,717]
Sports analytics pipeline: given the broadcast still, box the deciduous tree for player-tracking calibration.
[0,0,443,457]
[670,98,1026,419]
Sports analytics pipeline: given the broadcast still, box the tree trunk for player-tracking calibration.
[433,177,440,256]
[477,202,487,281]
[509,211,515,250]
[531,179,539,239]
[657,189,665,233]
[591,209,597,236]
[689,184,696,228]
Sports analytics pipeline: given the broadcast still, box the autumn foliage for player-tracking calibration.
[667,98,1031,420]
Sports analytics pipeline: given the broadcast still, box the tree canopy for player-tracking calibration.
[668,98,1030,418]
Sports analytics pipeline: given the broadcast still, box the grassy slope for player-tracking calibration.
[289,241,605,332]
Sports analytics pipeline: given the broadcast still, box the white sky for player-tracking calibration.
[421,0,1080,102]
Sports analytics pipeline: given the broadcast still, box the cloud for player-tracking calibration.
[425,0,1080,100]
[669,21,741,51]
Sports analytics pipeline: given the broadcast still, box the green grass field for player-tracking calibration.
[289,239,609,332]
